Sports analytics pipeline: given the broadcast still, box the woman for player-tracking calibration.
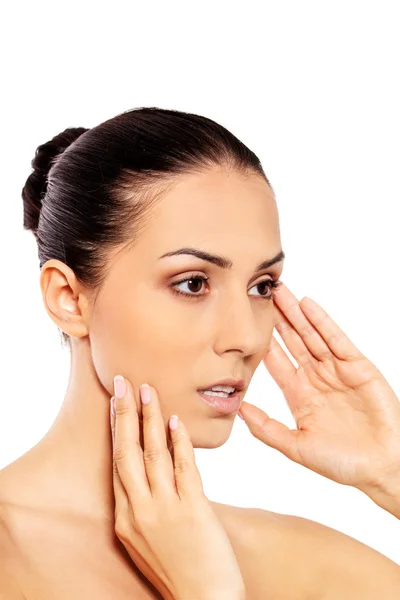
[1,106,399,598]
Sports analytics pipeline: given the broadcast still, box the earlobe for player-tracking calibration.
[39,259,90,339]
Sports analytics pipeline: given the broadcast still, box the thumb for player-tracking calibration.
[239,401,303,465]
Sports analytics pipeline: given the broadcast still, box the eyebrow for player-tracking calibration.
[159,247,285,271]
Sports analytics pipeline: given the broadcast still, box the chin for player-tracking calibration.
[196,438,231,449]
[191,417,235,449]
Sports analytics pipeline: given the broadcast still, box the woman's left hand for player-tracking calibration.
[238,282,400,494]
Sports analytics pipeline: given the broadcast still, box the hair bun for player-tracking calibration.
[22,127,89,235]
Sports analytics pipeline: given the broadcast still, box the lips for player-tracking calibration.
[197,377,246,392]
[197,389,242,414]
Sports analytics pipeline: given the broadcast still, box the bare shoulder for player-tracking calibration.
[0,504,26,599]
[229,504,400,599]
[211,501,323,599]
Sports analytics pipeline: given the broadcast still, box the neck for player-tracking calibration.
[13,341,131,525]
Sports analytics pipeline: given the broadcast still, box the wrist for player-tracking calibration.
[359,472,400,519]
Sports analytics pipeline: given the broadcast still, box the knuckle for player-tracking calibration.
[258,414,273,433]
[171,430,186,445]
[114,399,131,416]
[174,458,190,475]
[113,440,131,462]
[298,350,313,368]
[329,329,344,343]
[275,321,291,335]
[115,510,144,540]
[142,445,162,464]
[141,410,154,423]
[114,515,129,539]
[300,324,316,339]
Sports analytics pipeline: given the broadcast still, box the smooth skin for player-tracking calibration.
[108,285,400,599]
[110,377,245,600]
[1,165,284,524]
[1,164,400,598]
[239,281,400,518]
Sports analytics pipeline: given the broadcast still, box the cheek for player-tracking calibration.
[88,293,143,394]
[88,288,198,394]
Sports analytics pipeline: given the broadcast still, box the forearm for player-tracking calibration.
[359,474,400,520]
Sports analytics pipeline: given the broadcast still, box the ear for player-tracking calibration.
[39,259,91,339]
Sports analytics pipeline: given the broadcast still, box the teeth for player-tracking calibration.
[198,385,237,399]
[202,390,231,398]
[209,385,236,393]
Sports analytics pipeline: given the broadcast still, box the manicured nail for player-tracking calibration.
[140,384,152,405]
[114,375,126,399]
[238,410,244,420]
[169,415,179,430]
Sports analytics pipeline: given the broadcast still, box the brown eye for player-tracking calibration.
[185,278,204,294]
[171,274,281,301]
[249,278,281,299]
[172,275,209,297]
[255,281,272,297]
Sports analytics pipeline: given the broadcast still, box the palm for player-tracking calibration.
[239,283,400,490]
[269,350,400,487]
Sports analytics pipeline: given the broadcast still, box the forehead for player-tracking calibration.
[147,167,280,240]
[104,167,283,285]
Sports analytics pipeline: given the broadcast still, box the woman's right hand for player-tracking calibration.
[110,376,246,600]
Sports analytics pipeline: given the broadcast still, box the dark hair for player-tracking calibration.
[22,106,271,348]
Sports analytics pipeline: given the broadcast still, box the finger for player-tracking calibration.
[274,282,363,362]
[140,383,177,499]
[113,376,152,506]
[273,283,332,366]
[262,334,298,391]
[262,334,325,419]
[110,396,130,516]
[299,296,364,361]
[238,401,304,465]
[168,414,206,503]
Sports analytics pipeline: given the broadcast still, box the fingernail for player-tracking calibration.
[238,410,244,420]
[169,415,179,430]
[140,383,152,405]
[110,396,116,417]
[114,375,126,399]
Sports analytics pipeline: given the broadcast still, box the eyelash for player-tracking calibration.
[171,273,283,301]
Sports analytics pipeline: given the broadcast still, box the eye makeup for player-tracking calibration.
[170,273,283,301]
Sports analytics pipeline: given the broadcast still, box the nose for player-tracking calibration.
[214,287,268,356]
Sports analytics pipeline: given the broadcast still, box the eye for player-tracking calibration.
[171,274,282,301]
[249,278,283,300]
[171,274,209,298]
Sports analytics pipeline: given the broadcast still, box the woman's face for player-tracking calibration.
[89,165,284,448]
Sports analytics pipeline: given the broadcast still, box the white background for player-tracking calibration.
[1,1,399,565]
